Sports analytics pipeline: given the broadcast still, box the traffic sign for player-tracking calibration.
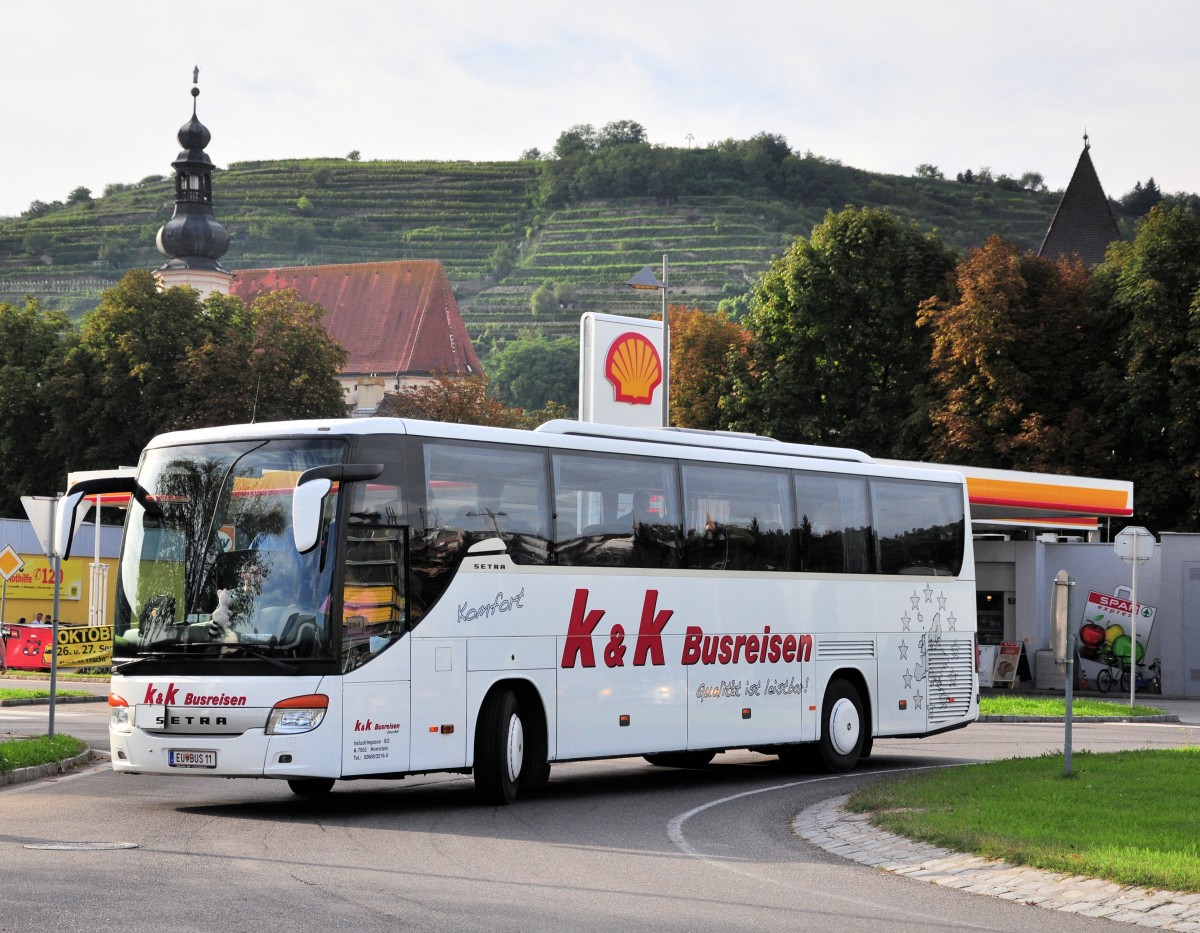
[1114,526,1155,563]
[0,544,23,581]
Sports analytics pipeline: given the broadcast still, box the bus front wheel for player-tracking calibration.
[817,679,865,773]
[475,688,533,805]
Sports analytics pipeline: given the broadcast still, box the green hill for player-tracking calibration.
[0,149,1066,340]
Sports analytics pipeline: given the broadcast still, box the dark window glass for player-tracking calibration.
[872,478,965,576]
[342,441,408,671]
[411,441,550,615]
[793,472,872,574]
[682,463,793,571]
[552,452,680,568]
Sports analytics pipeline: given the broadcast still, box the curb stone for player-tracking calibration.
[794,795,1200,930]
[1,695,108,707]
[0,748,96,787]
[979,714,1179,723]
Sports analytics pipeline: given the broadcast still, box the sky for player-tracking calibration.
[3,1,1198,219]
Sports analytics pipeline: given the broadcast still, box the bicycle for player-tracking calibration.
[1129,657,1162,694]
[1097,656,1161,694]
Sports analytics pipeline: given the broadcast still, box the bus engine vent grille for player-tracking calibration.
[926,639,975,724]
[816,639,875,660]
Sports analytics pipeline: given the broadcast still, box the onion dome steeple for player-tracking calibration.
[155,69,231,279]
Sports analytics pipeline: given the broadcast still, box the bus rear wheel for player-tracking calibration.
[288,778,334,797]
[475,688,539,805]
[644,751,716,769]
[816,679,865,773]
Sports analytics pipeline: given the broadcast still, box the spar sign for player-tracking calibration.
[1076,590,1155,689]
[45,624,113,667]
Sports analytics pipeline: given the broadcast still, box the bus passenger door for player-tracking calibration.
[410,637,468,770]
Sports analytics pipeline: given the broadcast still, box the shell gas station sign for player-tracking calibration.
[579,312,666,428]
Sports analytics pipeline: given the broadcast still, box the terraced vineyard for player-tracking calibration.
[0,154,1062,339]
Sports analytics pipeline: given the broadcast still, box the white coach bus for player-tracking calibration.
[59,418,977,804]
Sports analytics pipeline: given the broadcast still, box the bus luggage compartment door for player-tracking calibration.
[410,638,468,770]
[342,681,411,775]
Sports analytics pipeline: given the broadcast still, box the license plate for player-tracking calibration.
[169,749,217,769]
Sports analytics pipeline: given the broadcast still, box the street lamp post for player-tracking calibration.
[625,254,669,427]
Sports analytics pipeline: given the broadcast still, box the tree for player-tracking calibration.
[486,335,579,414]
[1120,178,1163,217]
[530,280,558,316]
[553,124,597,160]
[0,298,72,516]
[44,272,348,477]
[346,150,361,161]
[178,288,348,426]
[915,164,944,180]
[1018,171,1047,193]
[664,305,748,430]
[376,375,525,427]
[724,207,956,457]
[1089,206,1200,529]
[46,270,210,472]
[66,186,92,204]
[596,120,648,148]
[920,236,1098,473]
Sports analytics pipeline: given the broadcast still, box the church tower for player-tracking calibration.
[1038,134,1121,267]
[154,69,232,297]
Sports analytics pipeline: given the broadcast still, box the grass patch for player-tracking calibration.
[0,687,91,701]
[848,749,1200,892]
[0,733,86,773]
[980,696,1166,717]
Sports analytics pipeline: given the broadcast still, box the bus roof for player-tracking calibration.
[534,420,872,463]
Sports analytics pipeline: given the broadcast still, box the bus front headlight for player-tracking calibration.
[266,694,329,735]
[109,694,133,732]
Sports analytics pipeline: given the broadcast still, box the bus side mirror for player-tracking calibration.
[293,479,333,553]
[53,490,89,560]
[293,463,384,554]
[55,476,141,560]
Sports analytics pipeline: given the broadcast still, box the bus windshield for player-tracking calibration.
[113,438,347,665]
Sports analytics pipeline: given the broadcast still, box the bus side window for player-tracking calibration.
[410,441,551,617]
[682,463,793,572]
[552,452,681,569]
[872,478,965,576]
[794,472,872,574]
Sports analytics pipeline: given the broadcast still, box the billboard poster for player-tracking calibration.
[2,555,84,601]
[1076,589,1156,692]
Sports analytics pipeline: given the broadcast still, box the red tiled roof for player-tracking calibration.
[229,261,481,377]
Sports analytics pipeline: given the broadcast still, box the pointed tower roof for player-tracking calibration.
[156,68,230,273]
[1038,135,1121,266]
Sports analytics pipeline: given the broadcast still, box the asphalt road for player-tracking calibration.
[3,688,1199,932]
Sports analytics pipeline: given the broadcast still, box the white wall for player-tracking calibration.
[974,536,1200,696]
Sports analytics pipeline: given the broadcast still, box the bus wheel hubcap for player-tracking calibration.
[506,715,525,783]
[829,698,859,756]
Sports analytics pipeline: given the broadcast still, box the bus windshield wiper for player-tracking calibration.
[113,652,198,673]
[219,643,301,674]
[114,644,300,674]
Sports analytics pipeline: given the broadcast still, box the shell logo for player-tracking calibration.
[605,332,662,404]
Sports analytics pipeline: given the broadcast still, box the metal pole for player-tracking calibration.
[50,557,60,738]
[49,493,62,738]
[1064,582,1075,777]
[661,253,670,428]
[1130,536,1139,708]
